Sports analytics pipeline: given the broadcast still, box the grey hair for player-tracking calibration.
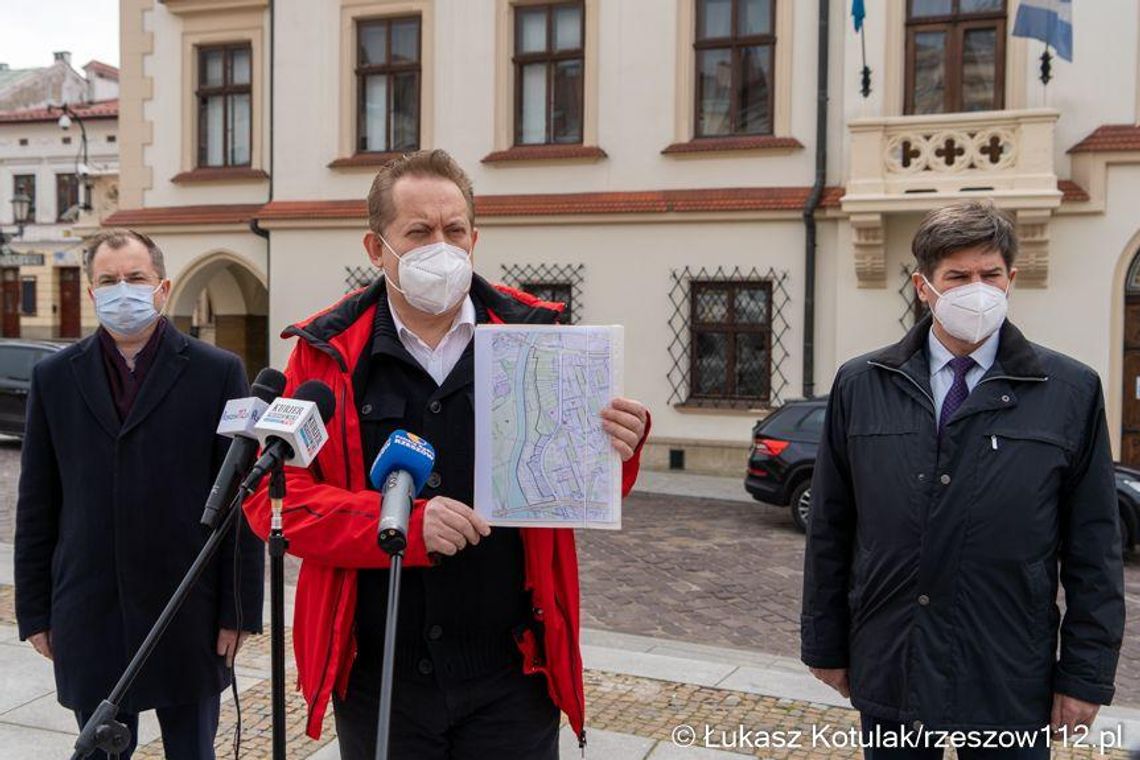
[911,200,1017,276]
[83,228,167,282]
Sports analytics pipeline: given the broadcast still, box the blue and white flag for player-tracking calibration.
[852,0,866,32]
[1012,0,1072,61]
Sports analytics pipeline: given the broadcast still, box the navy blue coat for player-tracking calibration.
[801,316,1124,730]
[15,321,265,711]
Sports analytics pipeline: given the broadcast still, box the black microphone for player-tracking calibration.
[200,368,287,528]
[239,380,337,493]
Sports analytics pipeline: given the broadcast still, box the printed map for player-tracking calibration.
[474,325,622,529]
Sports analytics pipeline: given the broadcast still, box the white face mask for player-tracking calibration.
[380,237,473,316]
[922,276,1010,344]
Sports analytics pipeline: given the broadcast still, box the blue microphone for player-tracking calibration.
[370,430,436,554]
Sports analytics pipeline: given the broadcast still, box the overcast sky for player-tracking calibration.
[2,0,120,70]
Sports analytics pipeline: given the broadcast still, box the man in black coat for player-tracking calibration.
[801,201,1125,759]
[15,229,265,760]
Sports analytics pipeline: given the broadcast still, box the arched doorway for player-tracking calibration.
[1122,251,1140,467]
[169,252,268,380]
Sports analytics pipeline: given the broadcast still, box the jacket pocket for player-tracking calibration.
[1024,559,1052,646]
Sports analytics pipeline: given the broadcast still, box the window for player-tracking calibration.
[20,277,36,316]
[694,0,775,137]
[56,174,79,221]
[356,17,422,154]
[107,134,117,143]
[12,174,35,223]
[513,2,584,145]
[0,346,40,382]
[521,281,573,324]
[906,0,1006,114]
[690,280,772,402]
[197,43,253,167]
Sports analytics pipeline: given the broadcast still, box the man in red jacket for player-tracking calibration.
[244,149,649,759]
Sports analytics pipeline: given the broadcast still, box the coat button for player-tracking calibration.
[427,625,443,641]
[427,472,441,489]
[1001,395,1011,403]
[429,400,442,414]
[917,473,925,481]
[939,473,951,485]
[360,403,373,415]
[417,658,434,675]
[917,594,930,606]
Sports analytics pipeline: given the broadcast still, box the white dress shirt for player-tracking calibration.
[928,327,1001,421]
[387,296,477,386]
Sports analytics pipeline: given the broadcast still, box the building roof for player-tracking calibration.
[1068,124,1140,154]
[0,98,118,124]
[0,67,36,92]
[83,60,120,80]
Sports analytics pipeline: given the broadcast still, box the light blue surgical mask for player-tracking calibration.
[94,281,162,336]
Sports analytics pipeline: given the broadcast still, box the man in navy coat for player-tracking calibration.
[15,229,265,759]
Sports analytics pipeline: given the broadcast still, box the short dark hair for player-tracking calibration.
[911,200,1017,276]
[367,149,475,236]
[83,228,167,282]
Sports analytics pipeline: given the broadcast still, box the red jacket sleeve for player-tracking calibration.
[619,411,651,498]
[240,342,434,569]
[242,472,433,569]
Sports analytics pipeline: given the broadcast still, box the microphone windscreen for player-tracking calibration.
[370,430,436,494]
[293,380,336,423]
[250,368,287,404]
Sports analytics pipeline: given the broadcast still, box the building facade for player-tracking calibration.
[0,55,120,340]
[108,0,1140,473]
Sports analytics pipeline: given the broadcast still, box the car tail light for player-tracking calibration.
[753,437,790,456]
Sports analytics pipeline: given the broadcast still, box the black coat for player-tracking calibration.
[14,322,265,712]
[801,316,1125,731]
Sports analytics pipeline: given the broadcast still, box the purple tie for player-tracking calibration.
[939,356,975,434]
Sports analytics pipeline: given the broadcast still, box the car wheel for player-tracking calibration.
[790,480,812,533]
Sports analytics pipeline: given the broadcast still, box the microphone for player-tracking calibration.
[201,368,287,528]
[239,380,336,493]
[370,430,436,554]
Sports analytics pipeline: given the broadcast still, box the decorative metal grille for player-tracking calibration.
[345,265,375,293]
[897,264,929,332]
[499,263,584,324]
[667,266,791,408]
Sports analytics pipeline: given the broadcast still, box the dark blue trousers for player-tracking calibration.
[75,694,221,760]
[860,715,1050,760]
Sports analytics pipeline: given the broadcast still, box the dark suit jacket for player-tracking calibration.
[14,321,265,711]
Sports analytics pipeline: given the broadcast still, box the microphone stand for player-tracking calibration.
[374,472,413,760]
[71,490,246,759]
[268,462,288,760]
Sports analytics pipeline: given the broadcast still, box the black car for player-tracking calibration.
[746,396,1140,552]
[744,397,827,532]
[0,339,65,438]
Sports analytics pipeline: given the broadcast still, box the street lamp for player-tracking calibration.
[11,193,31,236]
[53,103,93,212]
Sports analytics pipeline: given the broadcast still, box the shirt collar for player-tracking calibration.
[928,323,1001,374]
[386,294,476,350]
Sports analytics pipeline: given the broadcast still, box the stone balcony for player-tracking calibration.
[842,108,1062,288]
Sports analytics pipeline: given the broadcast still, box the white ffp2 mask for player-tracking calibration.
[380,237,473,316]
[923,276,1010,344]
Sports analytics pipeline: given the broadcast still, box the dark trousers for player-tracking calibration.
[333,662,560,760]
[860,715,1050,760]
[75,695,221,760]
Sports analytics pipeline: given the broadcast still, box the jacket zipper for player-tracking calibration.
[866,361,936,413]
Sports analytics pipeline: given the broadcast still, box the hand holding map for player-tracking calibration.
[474,325,624,529]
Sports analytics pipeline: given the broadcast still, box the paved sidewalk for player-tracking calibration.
[3,543,1139,759]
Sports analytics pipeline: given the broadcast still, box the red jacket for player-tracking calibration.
[243,276,648,743]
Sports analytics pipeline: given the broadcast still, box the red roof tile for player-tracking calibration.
[103,204,262,227]
[1068,124,1140,154]
[0,99,118,124]
[1057,179,1090,203]
[83,60,120,80]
